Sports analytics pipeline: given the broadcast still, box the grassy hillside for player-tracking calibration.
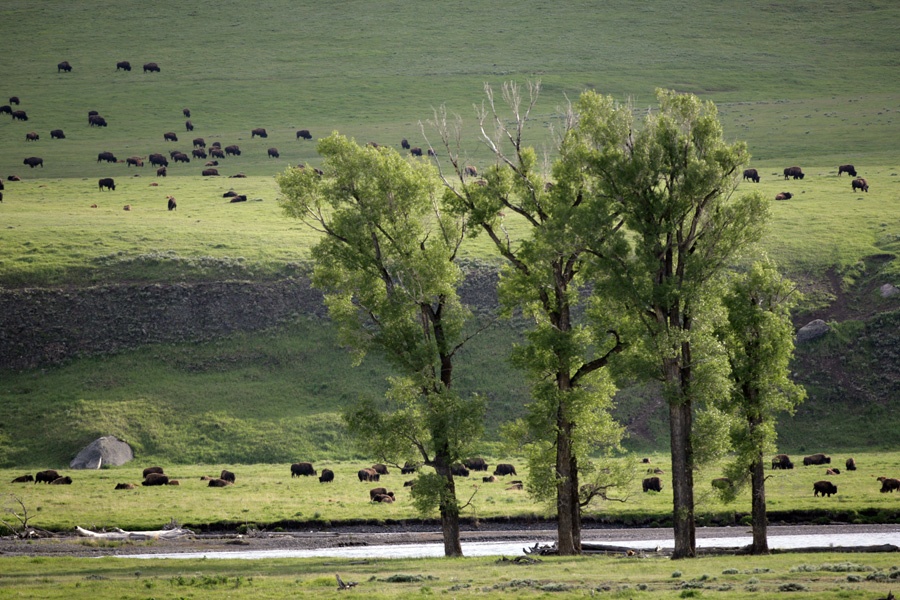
[2,0,900,466]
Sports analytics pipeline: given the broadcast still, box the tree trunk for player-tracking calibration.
[749,451,769,554]
[669,392,696,559]
[555,411,581,555]
[433,454,463,557]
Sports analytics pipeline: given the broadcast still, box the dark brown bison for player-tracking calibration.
[369,487,391,500]
[838,164,857,177]
[11,474,34,483]
[772,454,794,470]
[58,61,72,72]
[230,173,247,178]
[157,166,167,177]
[142,473,169,486]
[742,168,760,183]
[183,108,190,117]
[168,149,182,158]
[493,463,517,476]
[97,151,117,163]
[123,205,131,211]
[220,469,236,483]
[229,194,248,202]
[372,464,390,475]
[297,129,312,140]
[9,96,19,105]
[192,148,207,159]
[210,148,225,159]
[25,132,39,141]
[206,161,218,167]
[482,475,499,483]
[149,153,167,167]
[88,115,108,127]
[813,480,837,497]
[225,145,241,156]
[23,156,43,168]
[172,152,190,163]
[98,178,115,191]
[143,62,160,73]
[7,175,21,181]
[268,147,279,158]
[35,470,60,484]
[291,462,317,477]
[115,483,136,490]
[401,461,419,474]
[410,147,423,156]
[825,468,841,475]
[464,457,488,471]
[642,477,662,492]
[427,149,436,157]
[116,61,131,71]
[193,137,205,148]
[126,156,143,167]
[12,110,28,121]
[358,468,380,482]
[202,168,219,176]
[852,178,868,192]
[167,195,177,210]
[401,138,410,149]
[223,191,239,198]
[641,458,650,463]
[404,480,416,487]
[464,166,478,177]
[775,192,793,201]
[319,469,334,483]
[211,141,221,148]
[367,142,380,148]
[185,120,193,131]
[167,479,180,486]
[846,458,857,471]
[0,105,11,115]
[50,129,65,139]
[373,493,394,503]
[879,477,900,493]
[88,110,99,118]
[208,478,232,487]
[803,453,831,466]
[251,128,268,138]
[451,464,470,477]
[51,476,73,485]
[783,166,804,180]
[163,132,178,142]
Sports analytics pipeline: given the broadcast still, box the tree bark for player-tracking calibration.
[434,456,463,557]
[749,450,769,554]
[669,382,696,559]
[555,411,581,555]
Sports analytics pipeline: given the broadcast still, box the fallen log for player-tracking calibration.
[74,525,192,541]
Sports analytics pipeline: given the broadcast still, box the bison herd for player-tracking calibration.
[739,164,874,200]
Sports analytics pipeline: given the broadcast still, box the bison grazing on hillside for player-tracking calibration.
[783,166,805,180]
[846,457,857,471]
[852,178,869,192]
[58,61,72,72]
[25,132,39,141]
[743,168,760,182]
[35,470,60,484]
[12,110,28,121]
[401,138,410,149]
[771,454,794,470]
[220,470,236,483]
[251,128,267,138]
[9,96,19,105]
[775,192,793,201]
[642,477,663,492]
[369,487,393,500]
[172,152,190,163]
[50,129,65,139]
[23,156,43,168]
[464,166,478,177]
[11,474,34,483]
[0,105,11,115]
[803,453,831,466]
[143,62,160,73]
[371,464,390,475]
[410,147,423,156]
[167,195,177,210]
[225,145,241,156]
[185,120,193,131]
[813,480,837,497]
[493,463,517,476]
[149,153,167,167]
[183,108,191,117]
[156,167,167,177]
[193,137,206,148]
[209,148,225,159]
[116,61,131,71]
[97,151,117,163]
[358,468,379,482]
[319,469,334,483]
[297,129,312,140]
[98,178,116,191]
[164,132,178,142]
[267,147,279,158]
[878,477,900,493]
[464,457,488,471]
[192,149,207,159]
[838,164,857,177]
[451,464,470,477]
[88,115,108,127]
[291,462,317,477]
[201,168,219,176]
[126,156,143,167]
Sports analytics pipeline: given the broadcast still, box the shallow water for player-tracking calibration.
[126,529,900,560]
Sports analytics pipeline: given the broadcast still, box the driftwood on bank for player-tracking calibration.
[74,525,193,541]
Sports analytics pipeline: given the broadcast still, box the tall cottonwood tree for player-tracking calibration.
[715,259,806,554]
[428,82,628,555]
[576,89,769,558]
[276,133,483,557]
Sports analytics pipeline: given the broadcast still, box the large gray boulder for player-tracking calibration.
[880,283,899,299]
[796,319,831,344]
[70,436,134,469]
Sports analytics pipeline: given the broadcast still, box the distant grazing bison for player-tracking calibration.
[251,128,268,138]
[149,153,167,167]
[0,105,11,115]
[296,129,312,140]
[493,463,517,476]
[267,147,279,158]
[401,138,410,149]
[804,453,831,466]
[51,476,73,485]
[208,478,232,487]
[157,167,167,177]
[11,474,34,483]
[23,156,43,168]
[172,152,190,163]
[185,120,193,131]
[783,166,804,180]
[852,177,868,192]
[164,132,178,142]
[464,166,478,177]
[89,115,107,127]
[192,149,207,159]
[142,473,169,486]
[25,132,39,141]
[50,129,65,139]
[771,454,794,470]
[742,168,760,183]
[224,145,241,156]
[838,164,857,177]
[319,469,335,483]
[813,480,837,497]
[12,110,28,121]
[98,152,117,163]
[143,62,160,73]
[115,483,136,490]
[464,457,488,471]
[220,470,236,483]
[372,464,390,475]
[9,96,19,105]
[878,477,900,493]
[410,147,423,156]
[116,61,131,71]
[183,108,191,117]
[451,464,470,477]
[427,149,436,157]
[35,470,60,484]
[126,156,143,167]
[358,468,379,482]
[210,148,225,159]
[98,178,116,191]
[642,477,663,492]
[846,457,857,471]
[167,195,177,210]
[58,61,72,72]
[193,137,205,148]
[291,462,317,477]
[369,487,393,500]
[775,192,793,201]
[202,168,219,176]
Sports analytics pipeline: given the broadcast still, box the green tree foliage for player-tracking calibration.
[714,259,806,554]
[277,133,484,556]
[575,88,770,558]
[429,82,628,554]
